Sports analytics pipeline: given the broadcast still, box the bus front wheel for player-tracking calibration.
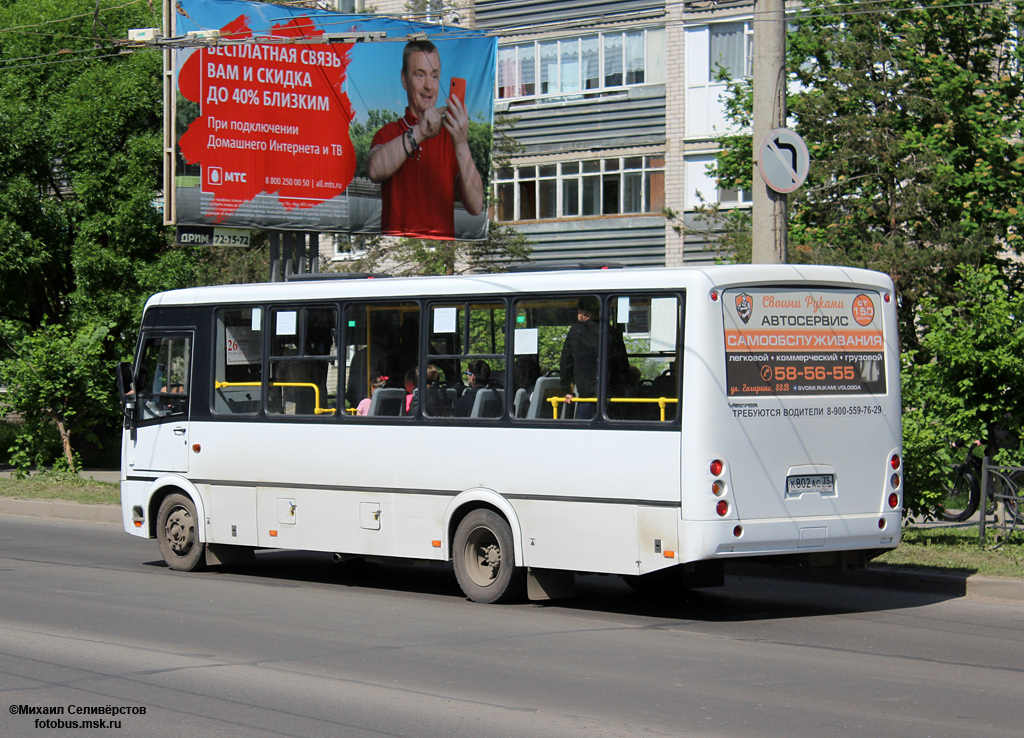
[156,493,206,572]
[452,509,525,604]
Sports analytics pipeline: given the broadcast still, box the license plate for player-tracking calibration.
[787,473,835,495]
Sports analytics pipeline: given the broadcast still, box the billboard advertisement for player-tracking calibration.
[722,288,887,397]
[170,0,496,240]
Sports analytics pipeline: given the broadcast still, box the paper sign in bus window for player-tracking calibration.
[433,306,457,334]
[514,328,539,355]
[276,311,297,336]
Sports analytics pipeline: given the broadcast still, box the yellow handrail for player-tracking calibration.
[215,380,337,415]
[548,396,678,421]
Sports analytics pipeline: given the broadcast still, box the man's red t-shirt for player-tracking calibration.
[371,109,460,240]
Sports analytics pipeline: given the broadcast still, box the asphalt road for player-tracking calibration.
[1,516,1022,738]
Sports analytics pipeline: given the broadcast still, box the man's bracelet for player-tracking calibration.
[404,129,419,158]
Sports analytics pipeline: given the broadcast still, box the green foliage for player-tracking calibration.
[0,1,203,466]
[901,265,1024,515]
[0,321,117,473]
[708,0,1024,349]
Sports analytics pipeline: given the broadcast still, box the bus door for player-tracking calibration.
[128,333,193,474]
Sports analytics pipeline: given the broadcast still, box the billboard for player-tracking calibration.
[722,288,887,397]
[169,0,497,241]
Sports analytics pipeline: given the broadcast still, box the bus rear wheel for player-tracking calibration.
[453,509,524,604]
[156,493,206,572]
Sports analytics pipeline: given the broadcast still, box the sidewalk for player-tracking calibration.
[0,468,119,483]
[2,491,1023,603]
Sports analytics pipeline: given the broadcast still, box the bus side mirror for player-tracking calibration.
[116,361,135,402]
[117,361,136,433]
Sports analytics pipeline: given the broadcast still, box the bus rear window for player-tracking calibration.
[723,288,886,397]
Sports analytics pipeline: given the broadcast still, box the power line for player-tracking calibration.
[0,0,146,35]
[0,50,134,73]
[2,0,1023,74]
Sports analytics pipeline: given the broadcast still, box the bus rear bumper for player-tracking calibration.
[680,512,901,563]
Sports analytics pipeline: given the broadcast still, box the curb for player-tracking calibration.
[3,498,1022,602]
[0,498,122,524]
[728,560,1024,602]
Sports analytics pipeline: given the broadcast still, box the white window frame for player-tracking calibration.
[496,29,665,103]
[494,157,666,222]
[684,153,751,211]
[685,20,754,139]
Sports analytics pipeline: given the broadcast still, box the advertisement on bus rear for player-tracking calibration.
[170,0,496,241]
[723,288,886,397]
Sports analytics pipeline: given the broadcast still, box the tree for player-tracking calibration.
[0,1,203,469]
[0,322,115,472]
[704,0,1024,348]
[902,265,1024,515]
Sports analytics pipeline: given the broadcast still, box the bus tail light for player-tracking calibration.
[712,480,726,497]
[716,500,729,517]
[710,459,724,476]
[890,454,901,470]
[887,493,900,509]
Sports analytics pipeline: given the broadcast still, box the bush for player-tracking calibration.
[901,265,1024,516]
[0,322,118,473]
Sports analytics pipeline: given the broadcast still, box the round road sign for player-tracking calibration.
[757,128,810,194]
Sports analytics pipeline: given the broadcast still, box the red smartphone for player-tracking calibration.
[449,77,466,105]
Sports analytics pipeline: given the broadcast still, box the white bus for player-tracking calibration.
[117,265,903,603]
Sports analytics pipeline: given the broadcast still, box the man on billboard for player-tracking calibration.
[368,40,484,240]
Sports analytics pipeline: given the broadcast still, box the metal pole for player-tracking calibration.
[269,232,281,282]
[980,456,989,546]
[751,0,788,264]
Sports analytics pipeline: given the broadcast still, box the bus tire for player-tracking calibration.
[453,509,525,604]
[156,493,206,572]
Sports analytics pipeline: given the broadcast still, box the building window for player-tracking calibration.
[709,22,752,80]
[685,20,753,138]
[494,157,665,222]
[497,29,665,102]
[684,154,751,210]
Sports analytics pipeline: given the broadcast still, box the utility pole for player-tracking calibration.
[751,0,788,264]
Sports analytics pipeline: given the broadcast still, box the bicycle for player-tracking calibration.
[936,448,983,523]
[936,448,1022,525]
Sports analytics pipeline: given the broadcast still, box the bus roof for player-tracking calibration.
[143,264,894,309]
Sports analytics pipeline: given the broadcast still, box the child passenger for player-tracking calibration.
[355,376,388,416]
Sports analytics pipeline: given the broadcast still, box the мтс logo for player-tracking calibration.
[206,166,223,186]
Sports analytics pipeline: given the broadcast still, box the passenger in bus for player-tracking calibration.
[355,376,388,416]
[346,320,400,409]
[560,298,629,419]
[454,359,491,417]
[368,39,484,240]
[404,368,417,413]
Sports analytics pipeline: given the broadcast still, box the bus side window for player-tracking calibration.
[606,295,681,422]
[344,302,419,417]
[268,306,338,417]
[425,302,507,419]
[512,296,591,420]
[213,308,263,416]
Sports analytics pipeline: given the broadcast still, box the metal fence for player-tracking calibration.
[978,459,1024,549]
